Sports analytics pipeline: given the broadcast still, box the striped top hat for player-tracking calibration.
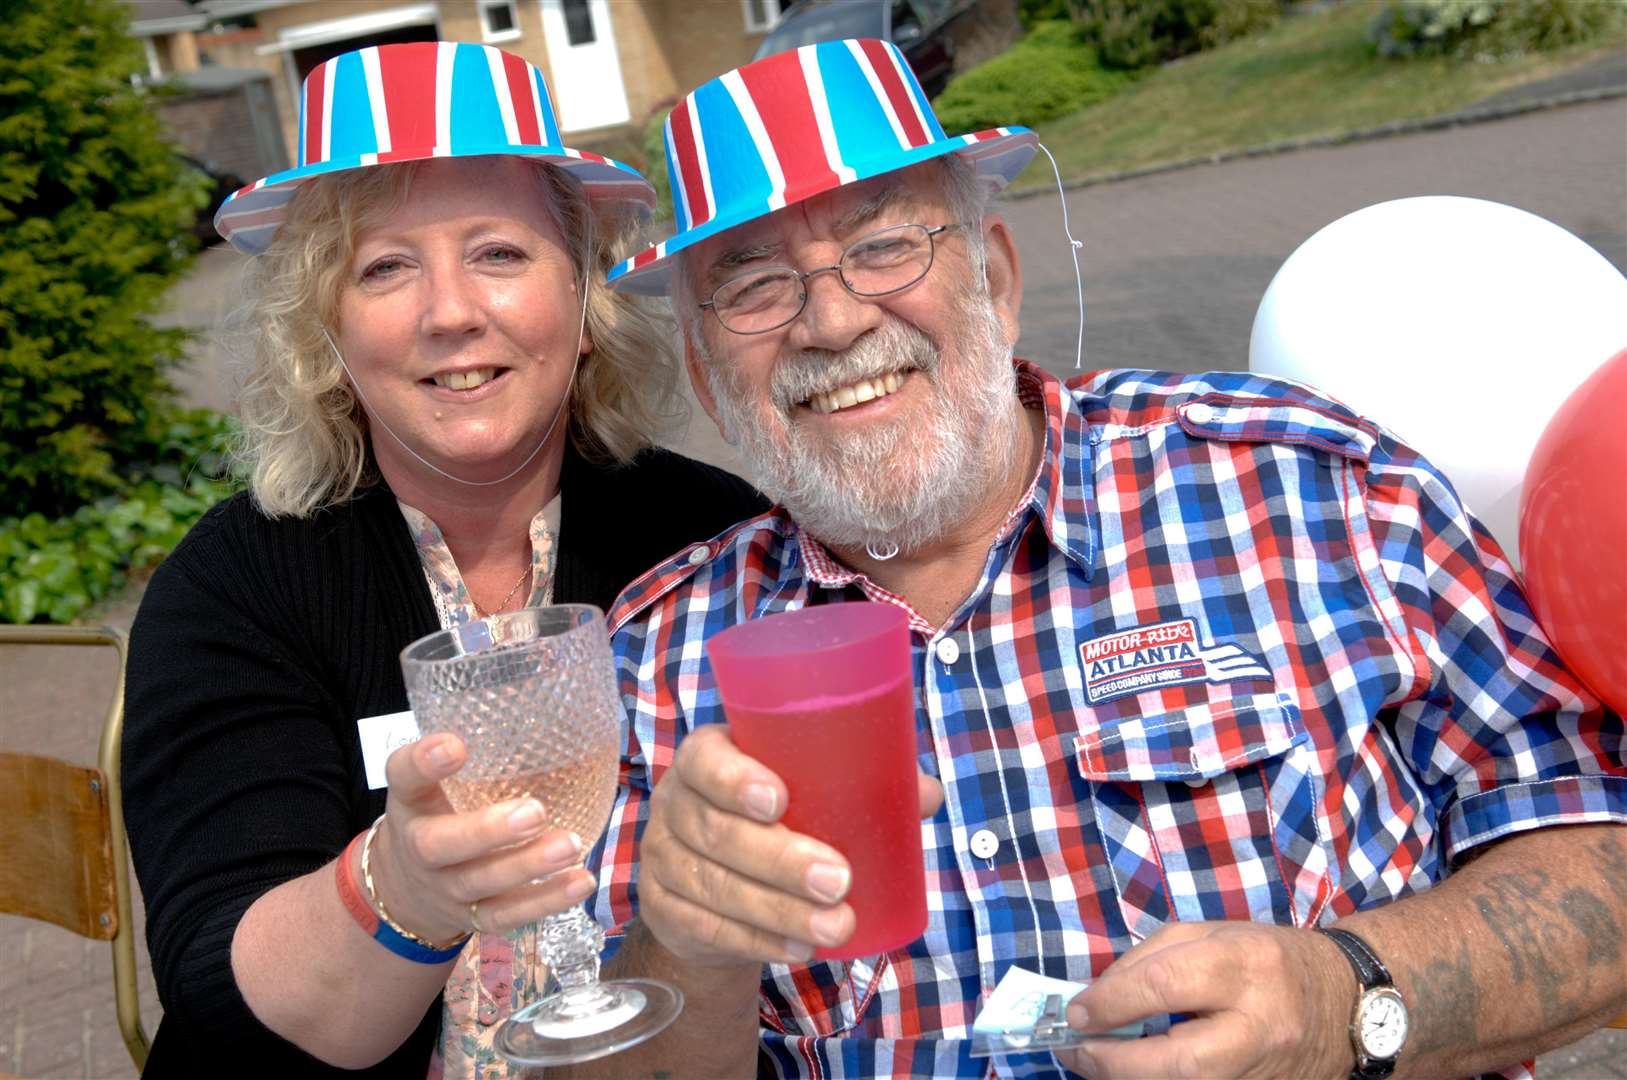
[607,38,1038,297]
[215,41,655,255]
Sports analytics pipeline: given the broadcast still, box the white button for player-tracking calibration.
[970,829,999,859]
[1186,748,1208,787]
[935,637,961,665]
[1185,401,1214,425]
[686,545,709,566]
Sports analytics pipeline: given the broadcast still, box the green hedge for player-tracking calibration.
[933,21,1135,133]
[642,105,675,224]
[1368,0,1626,59]
[0,408,238,624]
[1,0,209,519]
[1070,0,1285,71]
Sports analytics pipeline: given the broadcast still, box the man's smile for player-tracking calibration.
[804,368,913,414]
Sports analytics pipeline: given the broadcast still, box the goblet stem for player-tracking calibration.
[540,906,613,1013]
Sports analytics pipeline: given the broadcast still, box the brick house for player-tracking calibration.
[136,0,803,164]
[129,1,1019,180]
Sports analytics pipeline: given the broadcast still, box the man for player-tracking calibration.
[567,40,1627,1080]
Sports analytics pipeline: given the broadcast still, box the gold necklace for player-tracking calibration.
[472,564,531,619]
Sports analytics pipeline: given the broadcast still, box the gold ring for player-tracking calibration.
[469,900,484,934]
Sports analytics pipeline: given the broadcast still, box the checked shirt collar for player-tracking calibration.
[794,360,1098,634]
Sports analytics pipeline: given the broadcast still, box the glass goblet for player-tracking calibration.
[400,605,682,1066]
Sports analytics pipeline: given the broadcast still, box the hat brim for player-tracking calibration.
[215,144,656,255]
[607,126,1039,298]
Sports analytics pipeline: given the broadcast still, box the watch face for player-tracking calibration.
[1358,990,1409,1060]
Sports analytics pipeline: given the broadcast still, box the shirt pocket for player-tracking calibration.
[1074,695,1333,939]
[758,957,865,1039]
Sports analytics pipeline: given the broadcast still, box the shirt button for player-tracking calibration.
[1185,401,1215,425]
[685,545,709,566]
[935,637,961,665]
[970,829,999,859]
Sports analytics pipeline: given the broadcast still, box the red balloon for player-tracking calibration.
[1518,347,1627,713]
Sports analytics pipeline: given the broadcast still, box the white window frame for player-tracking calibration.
[741,0,787,34]
[478,0,523,43]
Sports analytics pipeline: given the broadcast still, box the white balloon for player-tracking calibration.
[1249,196,1627,567]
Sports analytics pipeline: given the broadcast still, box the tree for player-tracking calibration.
[0,0,207,516]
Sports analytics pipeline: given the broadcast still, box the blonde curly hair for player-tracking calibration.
[236,158,684,518]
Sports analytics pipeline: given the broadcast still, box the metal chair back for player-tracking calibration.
[0,625,149,1071]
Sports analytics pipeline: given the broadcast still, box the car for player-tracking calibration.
[753,0,973,99]
[174,153,248,247]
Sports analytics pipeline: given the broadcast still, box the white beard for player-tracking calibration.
[702,288,1023,554]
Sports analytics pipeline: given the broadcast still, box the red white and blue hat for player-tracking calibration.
[215,41,655,255]
[607,38,1038,296]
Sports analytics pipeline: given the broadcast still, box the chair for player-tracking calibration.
[0,625,149,1072]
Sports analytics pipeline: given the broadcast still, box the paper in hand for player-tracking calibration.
[968,965,1149,1058]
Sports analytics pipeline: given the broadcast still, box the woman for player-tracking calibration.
[122,43,764,1078]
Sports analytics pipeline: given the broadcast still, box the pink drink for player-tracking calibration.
[707,604,927,961]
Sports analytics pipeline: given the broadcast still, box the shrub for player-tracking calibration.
[642,104,675,224]
[1368,0,1626,59]
[1074,0,1285,70]
[933,21,1135,132]
[0,408,238,624]
[0,0,209,518]
[1019,0,1075,29]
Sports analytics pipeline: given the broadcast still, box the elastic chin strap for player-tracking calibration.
[865,540,900,562]
[323,255,591,490]
[859,144,1085,561]
[1036,140,1086,370]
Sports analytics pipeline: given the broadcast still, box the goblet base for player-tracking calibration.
[495,978,684,1067]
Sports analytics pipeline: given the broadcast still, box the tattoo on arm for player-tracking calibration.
[1469,865,1623,1027]
[1591,833,1627,894]
[1403,941,1480,1056]
[1557,887,1622,968]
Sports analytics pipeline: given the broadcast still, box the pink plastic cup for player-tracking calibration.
[706,603,927,961]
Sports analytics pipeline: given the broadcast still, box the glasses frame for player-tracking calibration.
[698,222,965,335]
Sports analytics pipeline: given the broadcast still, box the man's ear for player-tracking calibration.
[980,213,1022,348]
[682,325,724,432]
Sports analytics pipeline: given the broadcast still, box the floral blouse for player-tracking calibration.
[397,496,560,1080]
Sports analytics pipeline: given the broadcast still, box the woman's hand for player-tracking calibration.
[368,732,596,942]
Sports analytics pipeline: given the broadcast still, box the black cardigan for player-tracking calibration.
[123,445,766,1077]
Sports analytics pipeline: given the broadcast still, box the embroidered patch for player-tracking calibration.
[1079,618,1271,704]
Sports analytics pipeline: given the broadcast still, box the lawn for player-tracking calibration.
[1011,2,1625,191]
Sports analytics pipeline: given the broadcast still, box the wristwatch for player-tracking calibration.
[1316,927,1409,1080]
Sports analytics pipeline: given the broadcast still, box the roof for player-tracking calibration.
[196,0,301,17]
[170,65,273,92]
[126,0,206,35]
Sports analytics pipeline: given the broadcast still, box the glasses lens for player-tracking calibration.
[713,270,802,333]
[841,224,932,297]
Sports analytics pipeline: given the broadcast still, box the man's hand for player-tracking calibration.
[1055,921,1357,1080]
[637,723,943,969]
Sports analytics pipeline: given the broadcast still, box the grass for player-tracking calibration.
[1011,2,1626,191]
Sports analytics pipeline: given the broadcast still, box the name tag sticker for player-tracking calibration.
[357,710,421,790]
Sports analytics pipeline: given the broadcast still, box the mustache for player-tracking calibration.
[769,319,939,411]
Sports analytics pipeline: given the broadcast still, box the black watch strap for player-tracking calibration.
[1317,926,1393,991]
[1317,927,1402,1080]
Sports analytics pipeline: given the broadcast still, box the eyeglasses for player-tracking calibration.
[698,223,964,335]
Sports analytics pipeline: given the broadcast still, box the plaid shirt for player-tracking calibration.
[592,362,1626,1079]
